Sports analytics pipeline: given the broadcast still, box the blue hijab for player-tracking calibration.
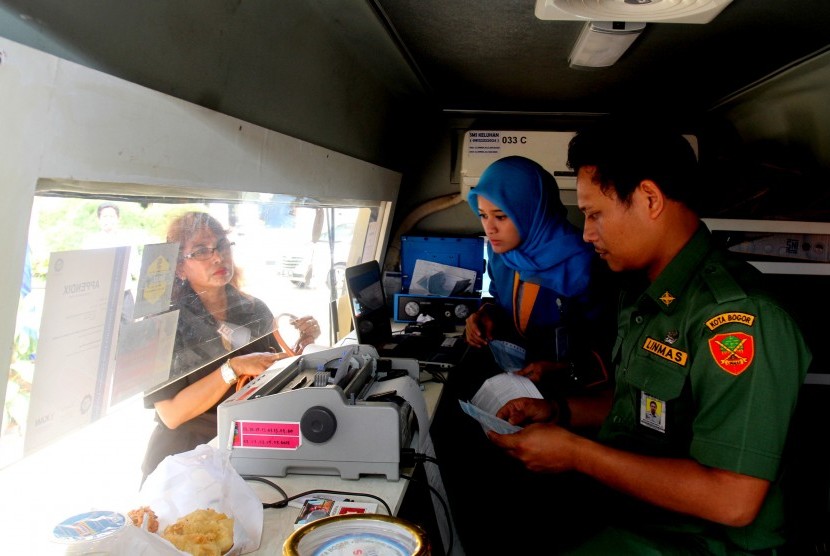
[468,156,593,296]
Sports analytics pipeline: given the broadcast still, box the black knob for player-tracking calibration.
[300,406,337,443]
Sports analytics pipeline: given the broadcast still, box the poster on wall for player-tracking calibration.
[24,247,128,455]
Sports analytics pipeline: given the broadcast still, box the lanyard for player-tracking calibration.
[512,271,540,337]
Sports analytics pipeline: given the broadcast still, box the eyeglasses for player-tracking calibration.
[183,239,235,261]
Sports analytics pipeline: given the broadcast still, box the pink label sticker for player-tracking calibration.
[231,420,301,450]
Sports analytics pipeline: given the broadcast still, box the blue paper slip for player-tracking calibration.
[459,399,522,435]
[489,340,527,372]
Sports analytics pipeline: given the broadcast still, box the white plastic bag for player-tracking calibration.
[135,444,263,554]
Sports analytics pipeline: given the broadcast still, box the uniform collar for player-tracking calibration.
[640,224,712,314]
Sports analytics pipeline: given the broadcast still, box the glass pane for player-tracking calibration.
[2,188,387,468]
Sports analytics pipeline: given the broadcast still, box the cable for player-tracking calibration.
[242,475,288,507]
[399,448,440,467]
[400,472,454,556]
[243,471,449,552]
[416,454,440,465]
[420,367,447,384]
[241,475,393,515]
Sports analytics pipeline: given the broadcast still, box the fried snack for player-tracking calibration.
[162,508,234,556]
[127,506,159,533]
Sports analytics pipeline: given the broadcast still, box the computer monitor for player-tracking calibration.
[344,260,393,347]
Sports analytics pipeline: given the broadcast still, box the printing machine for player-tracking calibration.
[216,344,420,481]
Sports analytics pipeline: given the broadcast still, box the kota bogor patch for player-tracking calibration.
[705,312,756,331]
[708,332,755,375]
[642,337,688,366]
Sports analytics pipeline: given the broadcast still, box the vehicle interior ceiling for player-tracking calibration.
[1,0,829,228]
[1,0,828,542]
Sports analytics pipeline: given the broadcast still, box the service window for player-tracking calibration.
[2,182,388,477]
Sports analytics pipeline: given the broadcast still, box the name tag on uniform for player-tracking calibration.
[640,392,666,433]
[642,337,688,366]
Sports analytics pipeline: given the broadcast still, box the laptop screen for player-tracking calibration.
[344,260,393,347]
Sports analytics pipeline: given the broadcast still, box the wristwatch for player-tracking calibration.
[220,361,238,385]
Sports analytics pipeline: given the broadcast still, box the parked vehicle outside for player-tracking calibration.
[276,209,359,295]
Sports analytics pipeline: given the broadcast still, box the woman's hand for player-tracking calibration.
[230,351,287,379]
[465,307,495,348]
[291,315,321,353]
[156,351,288,429]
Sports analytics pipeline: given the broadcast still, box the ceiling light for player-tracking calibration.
[568,21,645,69]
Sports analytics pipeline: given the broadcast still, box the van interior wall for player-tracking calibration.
[391,114,600,239]
[701,49,830,222]
[395,49,830,239]
[0,0,431,173]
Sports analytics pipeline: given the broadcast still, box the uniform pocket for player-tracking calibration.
[627,349,688,402]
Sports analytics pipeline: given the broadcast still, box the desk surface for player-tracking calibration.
[247,375,444,554]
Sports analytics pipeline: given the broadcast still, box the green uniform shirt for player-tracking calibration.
[598,225,811,552]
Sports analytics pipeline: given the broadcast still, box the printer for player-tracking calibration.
[216,344,420,481]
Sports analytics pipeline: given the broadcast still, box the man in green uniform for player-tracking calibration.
[489,118,811,554]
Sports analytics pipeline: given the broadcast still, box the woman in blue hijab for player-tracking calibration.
[466,155,607,386]
[433,156,615,554]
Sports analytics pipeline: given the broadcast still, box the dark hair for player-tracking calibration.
[97,202,120,218]
[167,211,243,290]
[567,116,700,211]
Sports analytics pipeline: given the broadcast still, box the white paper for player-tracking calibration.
[25,247,129,454]
[409,259,477,296]
[471,372,543,416]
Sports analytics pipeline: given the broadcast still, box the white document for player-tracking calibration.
[471,372,543,416]
[409,259,477,296]
[25,247,129,454]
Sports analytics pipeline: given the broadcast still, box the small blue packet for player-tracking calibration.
[489,340,527,372]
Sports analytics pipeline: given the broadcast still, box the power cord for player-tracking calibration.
[241,475,393,515]
[243,464,453,555]
[399,447,438,466]
[399,448,454,555]
[400,470,454,556]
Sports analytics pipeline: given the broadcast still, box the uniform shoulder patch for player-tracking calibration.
[708,332,755,375]
[705,312,756,330]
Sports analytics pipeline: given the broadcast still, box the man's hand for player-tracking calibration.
[517,360,570,383]
[490,421,771,527]
[488,423,579,473]
[496,397,555,426]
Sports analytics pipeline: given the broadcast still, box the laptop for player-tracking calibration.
[344,260,469,368]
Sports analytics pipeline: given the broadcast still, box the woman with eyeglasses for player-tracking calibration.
[140,211,321,482]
